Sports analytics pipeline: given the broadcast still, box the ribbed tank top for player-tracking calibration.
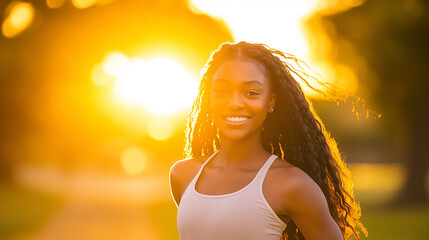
[177,151,287,240]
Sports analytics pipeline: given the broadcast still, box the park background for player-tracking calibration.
[0,0,428,239]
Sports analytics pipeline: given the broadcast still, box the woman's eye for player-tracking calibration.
[246,91,260,96]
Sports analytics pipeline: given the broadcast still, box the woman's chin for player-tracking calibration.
[219,129,260,142]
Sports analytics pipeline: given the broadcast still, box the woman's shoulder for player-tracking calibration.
[169,156,207,206]
[269,158,304,179]
[170,156,205,181]
[270,158,317,188]
[269,158,326,213]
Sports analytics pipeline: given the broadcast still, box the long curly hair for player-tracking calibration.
[184,41,367,240]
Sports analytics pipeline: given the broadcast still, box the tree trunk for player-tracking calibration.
[394,99,429,206]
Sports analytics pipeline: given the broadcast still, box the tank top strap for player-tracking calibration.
[253,154,278,183]
[191,151,277,187]
[191,150,220,184]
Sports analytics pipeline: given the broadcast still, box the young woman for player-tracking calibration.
[169,41,367,240]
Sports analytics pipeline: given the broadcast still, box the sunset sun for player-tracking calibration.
[99,52,198,115]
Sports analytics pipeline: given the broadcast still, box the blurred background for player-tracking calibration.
[0,0,428,239]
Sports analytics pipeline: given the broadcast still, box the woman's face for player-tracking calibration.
[209,59,276,141]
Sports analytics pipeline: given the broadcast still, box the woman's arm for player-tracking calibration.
[280,168,344,240]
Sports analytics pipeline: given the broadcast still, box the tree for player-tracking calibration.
[312,0,429,205]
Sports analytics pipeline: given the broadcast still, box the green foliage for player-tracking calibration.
[360,207,429,240]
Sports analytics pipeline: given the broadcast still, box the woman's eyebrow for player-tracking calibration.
[243,80,264,87]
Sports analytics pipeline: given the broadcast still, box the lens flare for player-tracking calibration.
[120,146,147,176]
[147,117,174,141]
[71,0,97,9]
[1,1,35,38]
[92,63,115,86]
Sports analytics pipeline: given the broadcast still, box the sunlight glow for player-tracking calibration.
[99,52,198,116]
[71,0,115,9]
[147,117,174,141]
[350,163,405,192]
[72,0,97,9]
[190,0,318,60]
[46,0,66,9]
[102,51,129,76]
[1,1,35,38]
[316,0,365,15]
[120,146,147,176]
[92,63,114,86]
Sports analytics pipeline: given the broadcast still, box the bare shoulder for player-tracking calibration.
[169,156,205,206]
[268,158,326,214]
[269,158,307,181]
[170,156,205,187]
[170,157,202,176]
[269,158,319,190]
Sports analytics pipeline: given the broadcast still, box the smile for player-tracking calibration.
[224,116,250,124]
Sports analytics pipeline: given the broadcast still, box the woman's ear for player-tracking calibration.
[269,93,277,113]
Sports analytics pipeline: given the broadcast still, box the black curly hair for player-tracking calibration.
[184,41,368,240]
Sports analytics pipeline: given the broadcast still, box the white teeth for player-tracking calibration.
[226,117,248,122]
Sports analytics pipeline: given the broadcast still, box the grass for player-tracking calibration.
[0,182,64,240]
[352,187,429,240]
[359,206,429,240]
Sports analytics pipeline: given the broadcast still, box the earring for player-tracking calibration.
[268,106,274,113]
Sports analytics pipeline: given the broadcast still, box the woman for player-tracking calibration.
[169,41,367,240]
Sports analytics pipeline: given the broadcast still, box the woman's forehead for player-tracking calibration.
[212,59,268,86]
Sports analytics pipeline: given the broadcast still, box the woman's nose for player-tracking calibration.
[226,92,244,109]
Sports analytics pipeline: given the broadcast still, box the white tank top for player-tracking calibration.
[177,151,287,240]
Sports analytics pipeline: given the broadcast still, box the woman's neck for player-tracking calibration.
[216,132,270,169]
